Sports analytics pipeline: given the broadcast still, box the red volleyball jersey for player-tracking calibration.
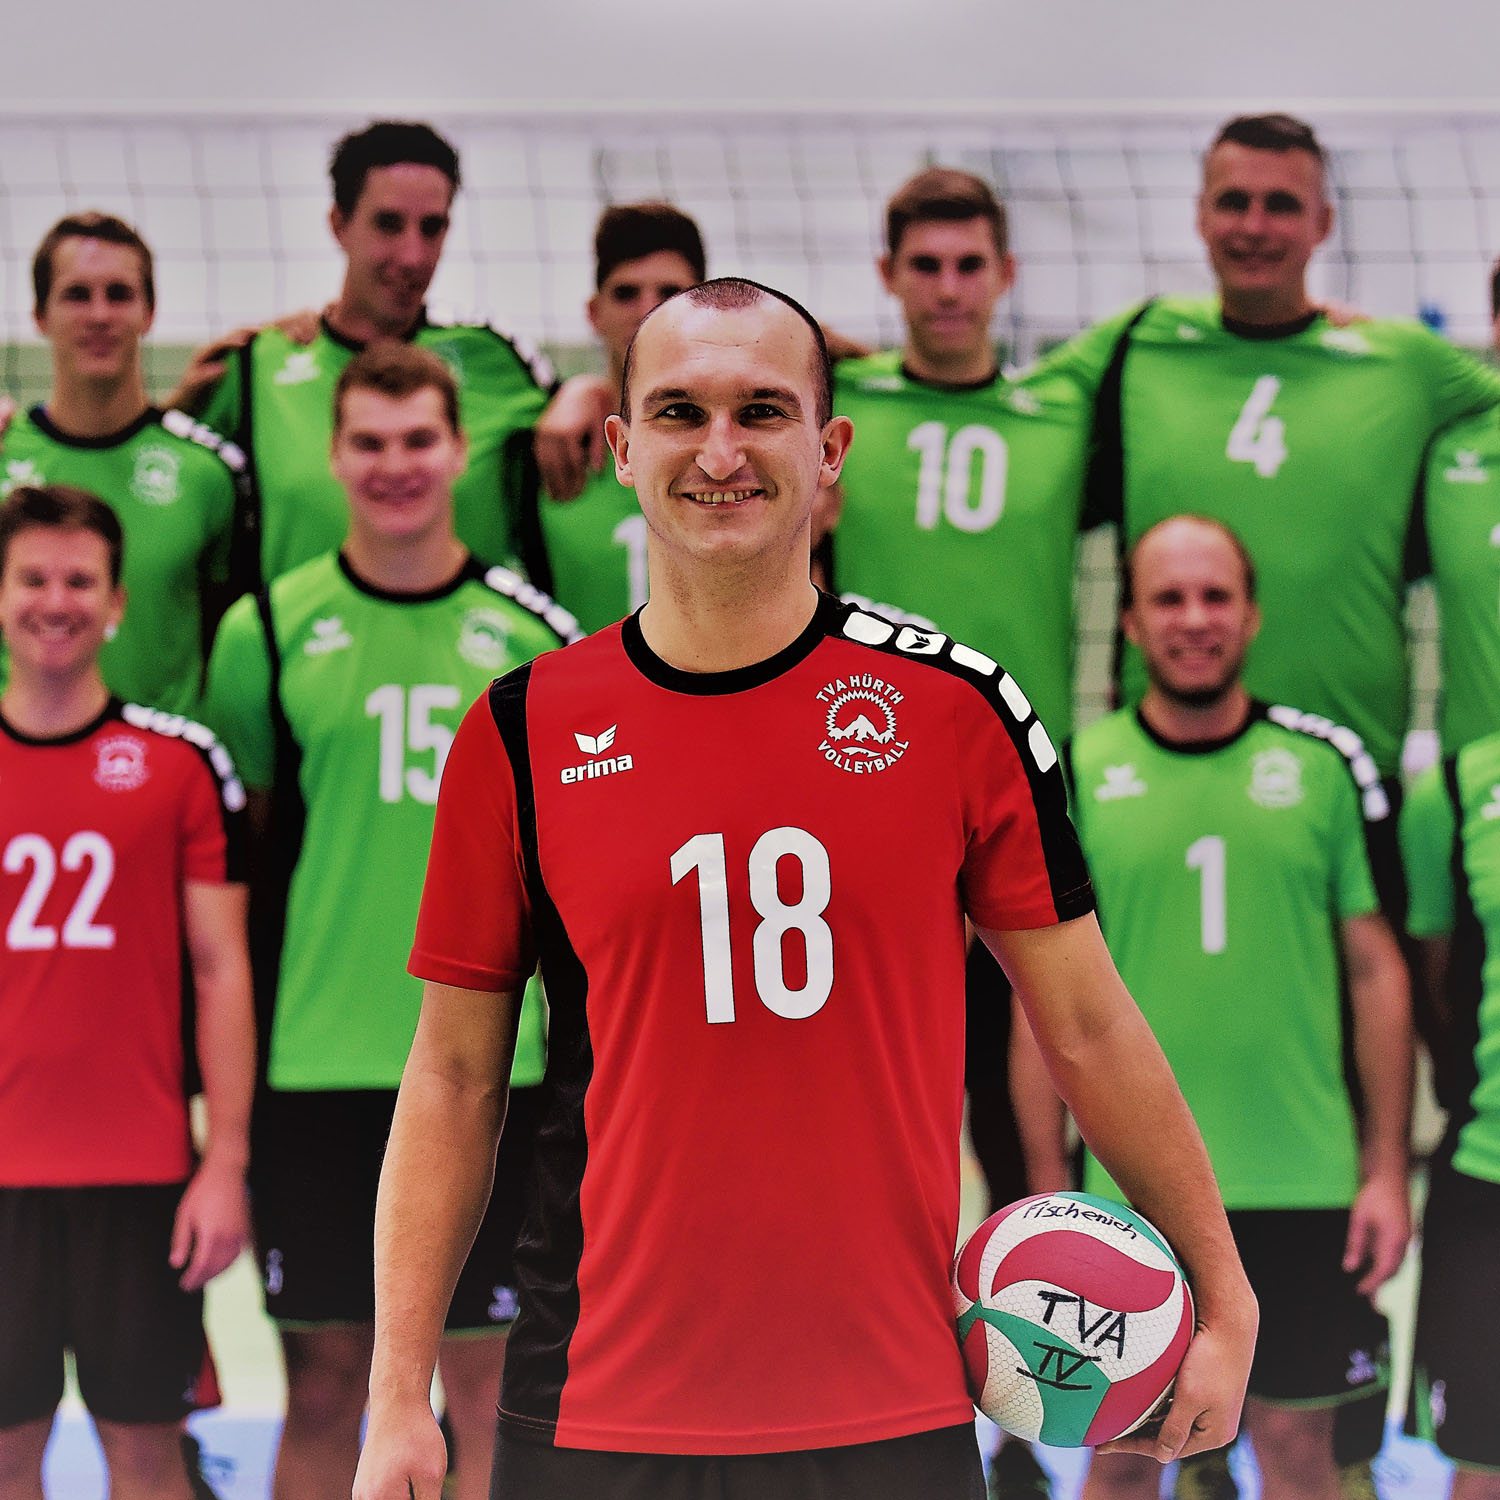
[412,594,1094,1454]
[0,700,246,1186]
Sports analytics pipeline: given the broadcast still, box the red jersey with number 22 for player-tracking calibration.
[412,593,1094,1455]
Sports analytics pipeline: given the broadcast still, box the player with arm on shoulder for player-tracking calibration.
[0,484,252,1500]
[1400,733,1500,1500]
[519,202,705,631]
[0,213,245,717]
[354,278,1255,1500]
[203,343,575,1500]
[1014,515,1412,1500]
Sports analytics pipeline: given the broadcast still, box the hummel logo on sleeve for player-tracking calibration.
[575,726,617,756]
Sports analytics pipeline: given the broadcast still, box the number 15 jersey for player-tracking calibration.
[412,593,1094,1455]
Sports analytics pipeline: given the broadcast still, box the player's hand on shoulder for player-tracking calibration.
[1344,1167,1412,1300]
[820,321,871,363]
[353,1400,448,1500]
[271,305,321,345]
[169,1152,250,1291]
[1097,1286,1257,1464]
[166,327,259,415]
[0,393,15,448]
[1318,299,1371,328]
[535,372,614,502]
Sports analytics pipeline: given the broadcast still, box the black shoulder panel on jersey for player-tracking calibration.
[425,313,558,395]
[159,407,247,473]
[1260,702,1391,824]
[1082,298,1156,531]
[1439,751,1486,1148]
[227,339,264,596]
[481,564,583,645]
[485,665,592,1444]
[833,602,1094,922]
[116,701,248,882]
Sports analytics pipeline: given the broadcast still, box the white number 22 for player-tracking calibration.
[4,831,116,951]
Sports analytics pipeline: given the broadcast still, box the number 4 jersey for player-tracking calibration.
[412,592,1094,1455]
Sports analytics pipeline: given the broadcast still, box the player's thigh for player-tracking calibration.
[1227,1208,1387,1404]
[64,1183,212,1423]
[448,1083,545,1334]
[250,1087,393,1325]
[1411,1164,1500,1471]
[0,1188,67,1427]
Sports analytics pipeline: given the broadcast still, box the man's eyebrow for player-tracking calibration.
[747,386,803,411]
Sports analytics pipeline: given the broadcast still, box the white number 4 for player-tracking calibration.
[1226,376,1287,479]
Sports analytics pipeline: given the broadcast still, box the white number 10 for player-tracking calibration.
[671,827,834,1023]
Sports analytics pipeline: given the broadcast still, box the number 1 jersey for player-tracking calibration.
[412,593,1094,1454]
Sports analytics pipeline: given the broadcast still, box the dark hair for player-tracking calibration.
[885,167,1008,257]
[595,202,707,289]
[1210,114,1327,169]
[329,121,461,217]
[0,484,125,585]
[333,341,461,434]
[619,277,833,428]
[1122,515,1258,608]
[32,212,155,317]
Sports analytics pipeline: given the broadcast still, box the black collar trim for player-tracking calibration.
[336,550,481,603]
[1219,309,1321,342]
[1134,699,1268,756]
[320,307,430,354]
[898,360,1001,393]
[0,696,120,747]
[622,591,840,695]
[29,404,160,450]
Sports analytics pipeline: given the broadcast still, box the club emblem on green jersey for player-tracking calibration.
[1248,747,1304,809]
[130,444,181,506]
[274,350,321,386]
[457,608,512,670]
[2,458,46,498]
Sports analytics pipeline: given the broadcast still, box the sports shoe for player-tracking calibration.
[987,1440,1054,1500]
[1173,1446,1239,1500]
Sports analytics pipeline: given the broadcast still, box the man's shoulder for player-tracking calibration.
[1256,704,1390,822]
[155,408,247,479]
[833,349,905,393]
[467,562,583,648]
[417,314,556,392]
[113,701,247,813]
[1430,403,1500,470]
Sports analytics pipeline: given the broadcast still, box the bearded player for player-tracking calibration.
[0,484,252,1500]
[352,278,1256,1500]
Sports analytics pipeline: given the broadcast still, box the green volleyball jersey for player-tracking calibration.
[1052,296,1500,775]
[200,313,553,585]
[203,551,579,1091]
[0,404,241,716]
[1425,407,1500,752]
[1400,740,1500,1184]
[828,350,1091,738]
[1069,702,1382,1209]
[522,463,648,635]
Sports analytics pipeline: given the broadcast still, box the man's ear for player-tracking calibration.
[604,414,632,486]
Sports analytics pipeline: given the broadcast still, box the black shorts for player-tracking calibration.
[250,1083,544,1330]
[1229,1208,1389,1405]
[1410,1164,1500,1470]
[0,1183,212,1427]
[490,1424,985,1500]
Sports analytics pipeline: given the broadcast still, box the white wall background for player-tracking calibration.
[5,0,1499,108]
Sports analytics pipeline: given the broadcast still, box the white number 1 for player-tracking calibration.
[1185,835,1227,955]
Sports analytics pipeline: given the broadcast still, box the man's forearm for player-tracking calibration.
[1008,996,1072,1193]
[1347,928,1414,1180]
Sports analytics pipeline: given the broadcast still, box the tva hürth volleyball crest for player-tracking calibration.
[815,674,911,774]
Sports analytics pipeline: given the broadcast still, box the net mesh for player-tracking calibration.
[2,107,1496,738]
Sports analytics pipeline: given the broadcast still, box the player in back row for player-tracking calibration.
[0,484,253,1500]
[203,344,578,1500]
[1015,515,1412,1500]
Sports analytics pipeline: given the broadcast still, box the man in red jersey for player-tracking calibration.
[354,279,1257,1500]
[0,485,253,1500]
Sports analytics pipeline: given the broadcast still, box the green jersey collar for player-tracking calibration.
[29,404,160,451]
[1218,308,1322,342]
[898,360,1001,393]
[320,307,431,354]
[336,549,484,604]
[1133,699,1269,756]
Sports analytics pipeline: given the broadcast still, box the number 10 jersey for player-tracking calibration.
[412,592,1094,1455]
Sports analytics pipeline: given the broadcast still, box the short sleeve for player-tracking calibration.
[198,353,243,443]
[409,690,536,991]
[1028,302,1142,400]
[955,681,1095,931]
[202,594,275,790]
[179,739,245,885]
[1329,756,1380,921]
[1402,763,1458,938]
[1421,325,1500,431]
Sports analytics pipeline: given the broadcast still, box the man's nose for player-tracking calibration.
[696,415,747,480]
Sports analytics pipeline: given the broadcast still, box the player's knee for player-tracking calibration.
[93,1421,191,1495]
[1082,1450,1161,1500]
[0,1418,52,1484]
[280,1332,373,1428]
[1249,1402,1337,1481]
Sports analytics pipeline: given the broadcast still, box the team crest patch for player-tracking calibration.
[130,444,181,506]
[94,734,149,792]
[1248,747,1303,808]
[457,608,512,670]
[816,674,910,775]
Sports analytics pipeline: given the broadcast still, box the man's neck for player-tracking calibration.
[341,527,468,595]
[1217,285,1316,329]
[325,289,420,347]
[900,340,997,387]
[45,370,150,440]
[1,674,110,740]
[639,559,819,676]
[1139,683,1252,747]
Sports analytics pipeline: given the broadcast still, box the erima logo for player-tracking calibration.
[1320,328,1371,357]
[305,617,353,655]
[562,726,633,784]
[1444,450,1490,484]
[856,374,905,392]
[1480,785,1500,821]
[1176,324,1204,341]
[1007,387,1042,416]
[274,350,320,386]
[1095,764,1147,801]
